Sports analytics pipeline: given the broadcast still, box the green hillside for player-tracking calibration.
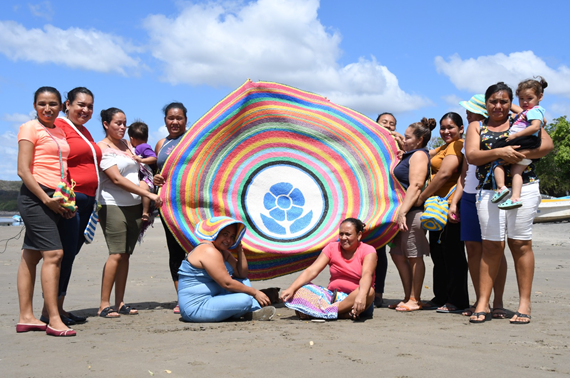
[0,180,22,211]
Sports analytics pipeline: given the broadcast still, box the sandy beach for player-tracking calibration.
[1,220,569,377]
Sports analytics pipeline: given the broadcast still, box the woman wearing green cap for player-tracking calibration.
[449,95,508,318]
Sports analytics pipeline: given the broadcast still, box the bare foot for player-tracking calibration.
[142,213,149,222]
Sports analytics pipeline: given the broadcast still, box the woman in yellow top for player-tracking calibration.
[416,112,469,313]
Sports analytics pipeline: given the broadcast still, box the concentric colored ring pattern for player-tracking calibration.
[160,80,404,280]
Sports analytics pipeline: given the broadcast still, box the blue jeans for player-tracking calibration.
[57,192,95,297]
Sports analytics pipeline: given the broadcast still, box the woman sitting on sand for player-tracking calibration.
[280,218,377,320]
[178,216,276,322]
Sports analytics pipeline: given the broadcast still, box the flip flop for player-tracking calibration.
[420,301,439,310]
[395,303,421,312]
[462,306,475,317]
[118,304,138,315]
[388,301,405,309]
[66,312,87,323]
[436,304,463,314]
[492,307,508,319]
[98,307,120,318]
[510,311,531,325]
[469,312,490,324]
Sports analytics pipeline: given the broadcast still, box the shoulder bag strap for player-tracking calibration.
[37,120,64,180]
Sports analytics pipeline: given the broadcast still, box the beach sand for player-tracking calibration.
[1,220,569,377]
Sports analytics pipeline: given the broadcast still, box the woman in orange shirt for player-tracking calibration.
[16,87,76,337]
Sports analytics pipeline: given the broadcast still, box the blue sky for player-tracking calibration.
[1,0,569,181]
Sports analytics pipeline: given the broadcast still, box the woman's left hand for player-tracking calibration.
[280,287,296,302]
[448,203,460,223]
[396,211,408,231]
[254,290,271,307]
[352,294,367,316]
[148,192,163,208]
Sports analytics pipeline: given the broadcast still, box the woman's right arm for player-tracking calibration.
[199,246,271,306]
[448,157,467,223]
[17,140,68,216]
[102,165,163,207]
[153,138,166,187]
[280,252,330,302]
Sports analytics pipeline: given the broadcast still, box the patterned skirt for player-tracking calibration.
[284,283,348,319]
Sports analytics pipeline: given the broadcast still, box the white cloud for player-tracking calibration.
[0,112,32,181]
[149,125,168,147]
[3,113,33,124]
[441,94,464,117]
[28,1,54,21]
[143,0,428,114]
[550,102,570,118]
[442,94,462,106]
[435,51,570,98]
[0,21,141,75]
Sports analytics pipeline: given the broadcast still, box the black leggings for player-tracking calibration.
[429,221,469,309]
[375,246,388,294]
[160,213,187,281]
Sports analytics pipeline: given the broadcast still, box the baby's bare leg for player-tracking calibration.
[494,165,506,191]
[140,181,150,221]
[509,164,528,201]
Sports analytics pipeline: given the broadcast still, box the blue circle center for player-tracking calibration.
[276,195,291,210]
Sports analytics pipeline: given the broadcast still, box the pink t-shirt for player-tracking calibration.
[322,241,376,294]
[17,120,69,189]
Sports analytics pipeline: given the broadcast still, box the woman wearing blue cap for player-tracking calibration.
[177,216,275,322]
[448,95,508,318]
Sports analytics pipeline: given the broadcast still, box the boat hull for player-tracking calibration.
[534,198,570,223]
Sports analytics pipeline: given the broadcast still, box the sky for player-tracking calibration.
[1,0,569,181]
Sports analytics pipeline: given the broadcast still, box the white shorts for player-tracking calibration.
[476,183,540,241]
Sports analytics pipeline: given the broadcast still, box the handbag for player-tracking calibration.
[40,121,76,211]
[61,118,101,244]
[420,185,456,231]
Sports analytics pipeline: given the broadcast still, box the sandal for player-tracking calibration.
[469,312,490,324]
[117,304,138,315]
[395,303,421,312]
[98,307,120,318]
[388,301,405,309]
[510,311,531,325]
[491,188,510,203]
[498,198,522,210]
[492,307,508,319]
[462,306,475,317]
[436,304,463,314]
[419,301,439,310]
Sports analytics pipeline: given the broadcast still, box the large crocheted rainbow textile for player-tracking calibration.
[159,80,404,280]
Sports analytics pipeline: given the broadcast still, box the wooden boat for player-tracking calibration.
[534,196,570,223]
